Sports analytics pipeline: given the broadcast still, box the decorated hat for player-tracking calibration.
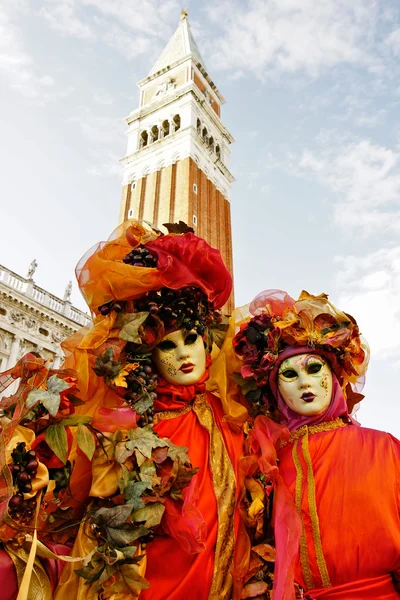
[232,289,369,415]
[63,220,232,422]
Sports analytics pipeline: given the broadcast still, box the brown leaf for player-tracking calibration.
[252,543,276,562]
[162,221,194,234]
[241,580,269,598]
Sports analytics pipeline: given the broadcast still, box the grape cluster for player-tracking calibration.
[8,442,39,522]
[122,245,157,268]
[124,359,158,425]
[98,300,127,316]
[134,287,210,335]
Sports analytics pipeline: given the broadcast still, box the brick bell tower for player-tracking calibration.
[119,10,235,311]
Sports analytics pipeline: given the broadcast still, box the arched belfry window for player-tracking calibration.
[215,144,221,159]
[173,114,181,132]
[196,118,201,135]
[162,120,170,137]
[202,127,208,143]
[140,131,148,148]
[150,125,159,143]
[208,136,214,152]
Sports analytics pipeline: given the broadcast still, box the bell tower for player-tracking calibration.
[119,11,235,310]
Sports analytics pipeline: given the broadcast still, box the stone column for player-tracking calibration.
[7,335,21,368]
[53,355,63,369]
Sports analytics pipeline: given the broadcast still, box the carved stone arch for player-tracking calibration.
[157,159,166,170]
[171,151,180,164]
[193,154,200,165]
[142,166,151,176]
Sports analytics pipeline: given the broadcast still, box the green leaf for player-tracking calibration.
[26,375,70,417]
[132,393,153,415]
[119,312,150,344]
[60,415,92,427]
[93,504,133,528]
[231,372,259,395]
[124,481,148,509]
[119,562,150,592]
[45,424,68,464]
[132,502,165,528]
[164,438,191,465]
[106,525,148,548]
[138,461,156,488]
[77,424,96,460]
[126,426,167,459]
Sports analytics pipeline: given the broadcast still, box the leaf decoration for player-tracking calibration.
[126,426,168,459]
[132,502,165,528]
[164,438,191,465]
[93,348,122,381]
[124,481,148,509]
[231,372,259,395]
[26,374,70,417]
[210,314,230,349]
[93,504,134,529]
[118,563,150,593]
[162,221,194,234]
[77,424,96,460]
[60,415,92,427]
[45,424,68,464]
[133,393,153,415]
[119,312,149,344]
[139,460,157,488]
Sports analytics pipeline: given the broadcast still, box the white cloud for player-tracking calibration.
[66,109,123,144]
[299,139,400,235]
[0,4,73,101]
[206,0,378,77]
[385,27,400,53]
[334,246,400,358]
[39,1,95,39]
[93,92,114,105]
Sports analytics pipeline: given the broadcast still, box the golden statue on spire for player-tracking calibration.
[181,8,188,20]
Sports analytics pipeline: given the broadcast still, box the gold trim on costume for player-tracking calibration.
[292,438,314,590]
[192,393,236,600]
[153,402,192,425]
[302,431,331,588]
[280,418,347,448]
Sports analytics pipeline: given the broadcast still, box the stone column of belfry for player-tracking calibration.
[119,11,235,313]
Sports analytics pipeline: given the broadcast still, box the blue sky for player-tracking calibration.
[1,0,400,436]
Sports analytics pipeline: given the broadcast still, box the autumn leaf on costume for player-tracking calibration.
[116,563,150,593]
[60,415,92,427]
[45,424,69,464]
[163,438,191,465]
[91,505,149,548]
[111,363,139,388]
[76,424,96,460]
[119,312,149,344]
[130,393,152,415]
[231,372,259,396]
[210,314,230,349]
[93,348,122,381]
[139,460,159,489]
[126,426,168,459]
[169,466,199,501]
[132,502,165,528]
[26,374,70,417]
[162,221,194,234]
[124,481,148,509]
[252,543,276,562]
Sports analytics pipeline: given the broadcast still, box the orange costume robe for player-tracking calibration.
[278,423,400,599]
[144,389,244,600]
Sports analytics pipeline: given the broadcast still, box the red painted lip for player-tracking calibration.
[301,392,315,402]
[179,362,195,373]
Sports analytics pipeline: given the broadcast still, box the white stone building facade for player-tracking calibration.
[0,264,91,371]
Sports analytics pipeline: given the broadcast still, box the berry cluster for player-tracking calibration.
[123,359,158,425]
[98,300,127,316]
[134,287,210,335]
[122,245,157,268]
[8,442,39,522]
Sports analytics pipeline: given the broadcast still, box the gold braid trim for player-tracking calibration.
[192,393,236,600]
[302,432,331,588]
[153,402,192,425]
[280,418,347,448]
[292,438,314,590]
